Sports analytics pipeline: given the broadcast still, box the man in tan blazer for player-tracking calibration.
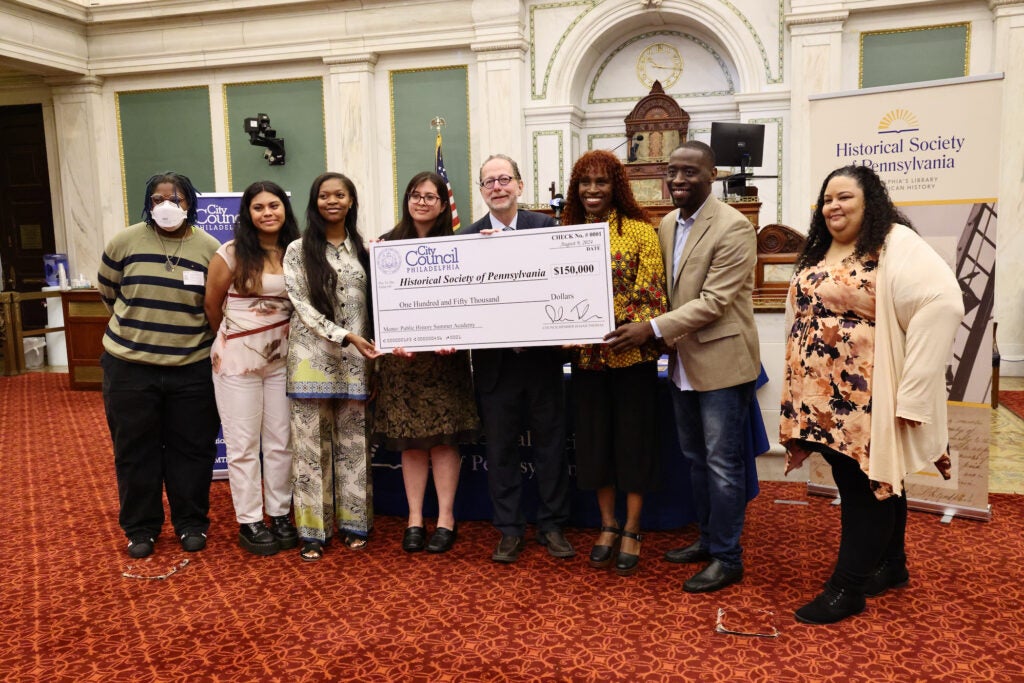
[605,140,759,593]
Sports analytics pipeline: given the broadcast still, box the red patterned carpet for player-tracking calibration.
[999,390,1024,422]
[2,373,1024,682]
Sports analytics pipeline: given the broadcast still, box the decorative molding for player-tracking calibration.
[785,11,849,28]
[748,116,783,224]
[387,65,471,222]
[44,75,103,91]
[114,84,212,225]
[470,40,529,54]
[323,53,379,68]
[859,22,970,89]
[716,0,785,85]
[586,132,622,151]
[531,129,564,205]
[531,0,785,100]
[588,30,734,104]
[529,0,594,101]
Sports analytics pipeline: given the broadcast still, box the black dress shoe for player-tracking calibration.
[402,526,427,552]
[269,515,298,550]
[589,525,621,569]
[864,561,910,597]
[664,540,710,564]
[795,582,866,624]
[426,525,457,553]
[492,535,525,563]
[239,521,280,556]
[537,529,576,558]
[683,559,744,593]
[614,530,643,576]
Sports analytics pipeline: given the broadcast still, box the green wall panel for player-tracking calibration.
[390,67,471,225]
[117,87,215,224]
[225,78,326,203]
[861,24,969,89]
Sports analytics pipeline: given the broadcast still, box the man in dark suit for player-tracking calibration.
[460,154,574,563]
[605,141,759,592]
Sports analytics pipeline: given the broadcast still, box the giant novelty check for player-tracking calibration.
[370,223,613,352]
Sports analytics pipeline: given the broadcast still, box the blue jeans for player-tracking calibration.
[670,380,755,568]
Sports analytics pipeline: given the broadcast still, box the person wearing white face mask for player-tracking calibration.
[97,172,221,559]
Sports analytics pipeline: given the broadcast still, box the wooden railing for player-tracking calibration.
[0,290,65,376]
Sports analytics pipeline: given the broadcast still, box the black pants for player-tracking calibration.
[821,447,908,591]
[102,353,221,539]
[478,352,569,537]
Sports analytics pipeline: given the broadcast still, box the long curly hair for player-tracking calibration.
[562,150,650,234]
[231,181,300,296]
[796,165,914,271]
[301,173,371,327]
[388,172,452,241]
[141,172,199,227]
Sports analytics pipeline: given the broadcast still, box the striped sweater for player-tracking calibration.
[97,222,220,366]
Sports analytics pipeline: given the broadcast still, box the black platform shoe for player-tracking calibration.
[589,525,622,569]
[614,530,643,576]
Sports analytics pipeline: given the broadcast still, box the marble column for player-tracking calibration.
[323,54,381,236]
[991,0,1024,373]
[783,10,847,228]
[471,43,527,214]
[46,76,112,283]
[522,105,584,208]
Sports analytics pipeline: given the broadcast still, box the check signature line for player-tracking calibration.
[544,299,605,323]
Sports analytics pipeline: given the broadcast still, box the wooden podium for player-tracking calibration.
[622,82,761,227]
[60,289,109,390]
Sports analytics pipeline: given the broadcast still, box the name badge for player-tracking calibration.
[183,270,205,286]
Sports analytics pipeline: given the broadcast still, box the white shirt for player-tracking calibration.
[488,213,518,231]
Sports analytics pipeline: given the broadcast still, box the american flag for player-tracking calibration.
[435,133,460,230]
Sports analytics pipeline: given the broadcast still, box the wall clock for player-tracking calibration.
[637,42,682,89]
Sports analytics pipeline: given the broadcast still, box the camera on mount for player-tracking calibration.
[243,113,286,165]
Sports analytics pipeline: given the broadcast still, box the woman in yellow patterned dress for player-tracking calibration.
[562,150,668,575]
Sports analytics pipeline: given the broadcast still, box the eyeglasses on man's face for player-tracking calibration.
[408,192,441,206]
[479,175,516,190]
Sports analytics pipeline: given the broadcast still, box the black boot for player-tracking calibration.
[864,560,910,597]
[795,582,865,625]
[239,521,280,556]
[269,515,299,550]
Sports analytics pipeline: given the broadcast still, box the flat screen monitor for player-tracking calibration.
[710,122,765,170]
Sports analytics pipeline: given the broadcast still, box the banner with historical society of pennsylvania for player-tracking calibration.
[809,74,1003,520]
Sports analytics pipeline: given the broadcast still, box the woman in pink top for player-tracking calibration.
[206,181,301,556]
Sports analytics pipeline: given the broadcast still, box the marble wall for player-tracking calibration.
[1,0,1022,374]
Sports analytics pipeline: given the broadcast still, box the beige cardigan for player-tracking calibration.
[865,224,964,492]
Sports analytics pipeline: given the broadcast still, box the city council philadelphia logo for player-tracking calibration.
[376,247,401,274]
[878,108,919,135]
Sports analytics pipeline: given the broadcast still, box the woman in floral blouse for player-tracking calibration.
[780,165,963,624]
[562,150,668,576]
[284,172,380,561]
